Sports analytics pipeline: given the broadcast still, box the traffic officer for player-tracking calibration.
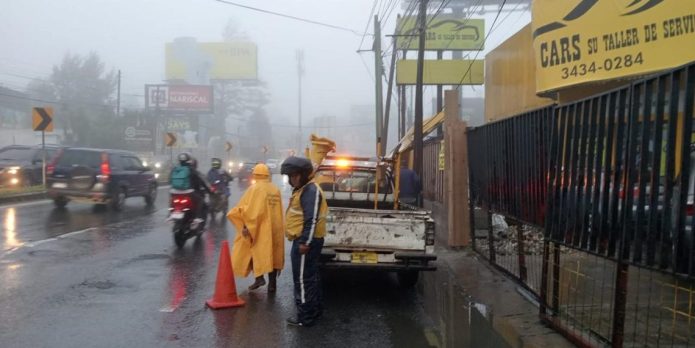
[281,156,328,327]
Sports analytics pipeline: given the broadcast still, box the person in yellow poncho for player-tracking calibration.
[227,164,285,292]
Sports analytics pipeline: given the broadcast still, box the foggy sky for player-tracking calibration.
[1,0,530,135]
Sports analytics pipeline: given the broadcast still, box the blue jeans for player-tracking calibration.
[291,238,324,324]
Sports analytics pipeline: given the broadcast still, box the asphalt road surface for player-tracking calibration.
[0,177,438,348]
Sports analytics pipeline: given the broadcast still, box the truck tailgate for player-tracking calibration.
[325,207,432,251]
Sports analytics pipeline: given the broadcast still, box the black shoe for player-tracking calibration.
[286,317,314,327]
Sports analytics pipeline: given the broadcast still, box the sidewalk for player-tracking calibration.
[421,200,573,348]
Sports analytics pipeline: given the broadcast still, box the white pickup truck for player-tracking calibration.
[314,156,436,287]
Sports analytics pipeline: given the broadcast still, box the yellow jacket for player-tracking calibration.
[286,180,328,242]
[227,170,284,277]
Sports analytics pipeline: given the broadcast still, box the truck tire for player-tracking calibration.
[397,271,419,288]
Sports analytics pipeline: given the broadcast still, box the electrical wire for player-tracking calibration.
[213,0,365,36]
[454,0,508,89]
[358,0,380,51]
[0,91,115,109]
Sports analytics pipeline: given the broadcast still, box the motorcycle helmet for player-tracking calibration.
[178,152,192,166]
[211,158,222,169]
[281,156,313,178]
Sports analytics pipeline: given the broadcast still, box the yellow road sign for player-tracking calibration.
[225,141,233,152]
[165,132,177,147]
[32,107,54,132]
[262,145,268,154]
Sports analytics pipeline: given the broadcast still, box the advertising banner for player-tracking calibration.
[396,16,484,50]
[164,116,199,149]
[145,85,213,113]
[166,41,258,81]
[396,60,484,85]
[532,0,695,93]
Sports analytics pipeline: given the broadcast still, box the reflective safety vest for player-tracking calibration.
[285,181,328,242]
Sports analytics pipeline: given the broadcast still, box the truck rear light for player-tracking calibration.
[425,220,435,246]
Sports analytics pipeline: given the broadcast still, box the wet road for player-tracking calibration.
[0,177,437,348]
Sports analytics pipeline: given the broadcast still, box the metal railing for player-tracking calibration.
[466,62,695,347]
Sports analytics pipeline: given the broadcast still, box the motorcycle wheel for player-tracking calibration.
[173,223,186,248]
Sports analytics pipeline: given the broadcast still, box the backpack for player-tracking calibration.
[170,165,192,190]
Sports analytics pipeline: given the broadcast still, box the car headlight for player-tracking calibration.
[7,167,20,175]
[155,162,161,169]
[238,163,243,168]
[154,173,160,179]
[228,161,234,168]
[142,161,148,167]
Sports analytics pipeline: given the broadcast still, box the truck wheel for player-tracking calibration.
[397,271,419,288]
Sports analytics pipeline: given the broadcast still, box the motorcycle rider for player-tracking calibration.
[207,158,232,196]
[170,153,211,223]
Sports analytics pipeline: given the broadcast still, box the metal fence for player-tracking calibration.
[467,62,695,347]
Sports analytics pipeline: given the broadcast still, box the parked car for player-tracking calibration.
[0,145,62,187]
[47,148,157,210]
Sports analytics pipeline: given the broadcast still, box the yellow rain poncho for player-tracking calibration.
[227,164,285,277]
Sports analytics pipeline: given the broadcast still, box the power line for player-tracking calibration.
[0,91,115,109]
[213,0,365,36]
[358,0,380,51]
[455,0,508,88]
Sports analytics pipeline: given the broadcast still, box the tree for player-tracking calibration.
[27,52,118,147]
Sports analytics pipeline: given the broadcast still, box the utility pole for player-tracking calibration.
[382,35,398,157]
[373,15,384,158]
[116,69,121,117]
[414,0,427,189]
[297,49,304,152]
[436,51,443,136]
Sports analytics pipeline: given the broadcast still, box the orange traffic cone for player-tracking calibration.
[206,240,245,309]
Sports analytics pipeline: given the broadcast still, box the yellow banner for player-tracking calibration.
[396,16,484,50]
[396,60,484,85]
[166,41,257,81]
[532,0,695,93]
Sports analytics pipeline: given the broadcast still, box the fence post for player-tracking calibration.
[517,224,528,283]
[444,89,470,247]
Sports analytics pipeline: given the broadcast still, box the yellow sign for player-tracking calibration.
[438,141,445,171]
[396,16,484,51]
[396,60,484,85]
[166,41,257,81]
[225,141,233,152]
[165,132,177,147]
[32,107,53,132]
[532,0,695,93]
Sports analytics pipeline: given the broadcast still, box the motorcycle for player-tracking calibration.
[209,179,229,221]
[169,190,206,248]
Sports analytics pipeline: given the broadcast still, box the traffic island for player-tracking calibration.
[0,185,47,205]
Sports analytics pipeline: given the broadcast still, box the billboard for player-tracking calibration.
[165,40,258,81]
[145,85,213,113]
[396,60,484,85]
[165,116,199,149]
[532,0,695,93]
[396,16,484,50]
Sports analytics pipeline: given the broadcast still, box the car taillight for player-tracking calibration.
[47,164,55,175]
[687,204,694,216]
[99,153,111,182]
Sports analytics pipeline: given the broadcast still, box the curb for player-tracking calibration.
[0,191,48,206]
